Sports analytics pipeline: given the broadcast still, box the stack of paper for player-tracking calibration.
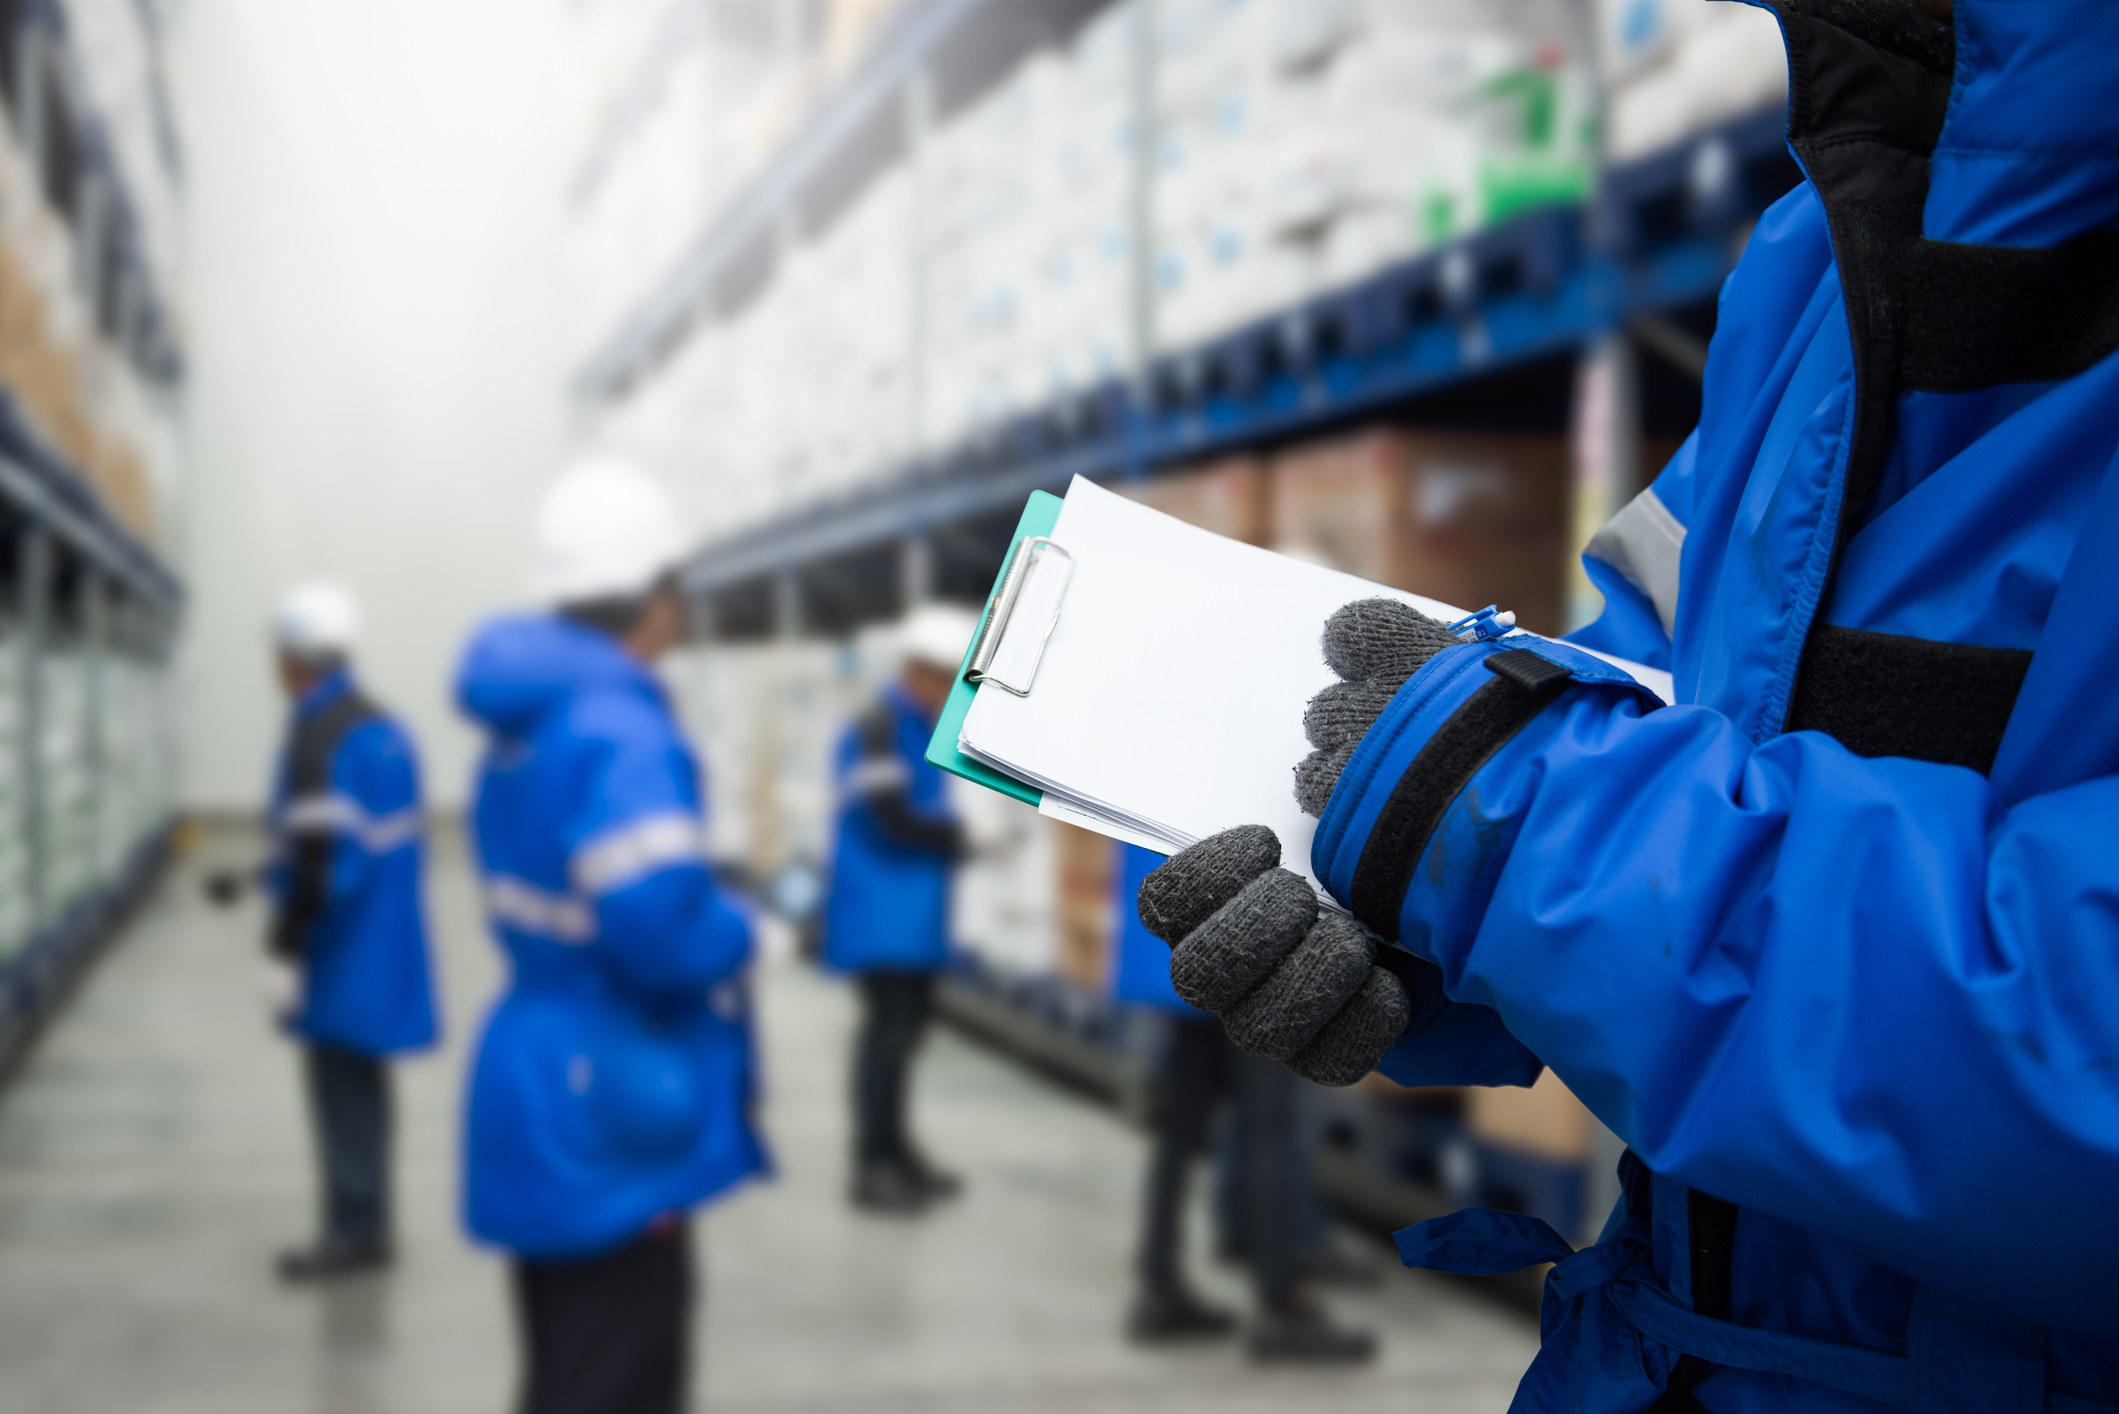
[953,477,1672,888]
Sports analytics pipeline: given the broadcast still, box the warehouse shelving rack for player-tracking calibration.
[0,388,181,1083]
[0,0,184,1091]
[573,0,1799,1261]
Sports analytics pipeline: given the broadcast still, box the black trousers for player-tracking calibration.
[1137,1015,1299,1313]
[853,971,933,1166]
[513,1223,693,1414]
[303,1044,390,1247]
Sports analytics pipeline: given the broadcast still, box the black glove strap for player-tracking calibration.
[1348,652,1571,939]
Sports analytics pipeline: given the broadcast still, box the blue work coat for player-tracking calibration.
[1111,842,1199,1015]
[821,686,960,974]
[266,669,436,1057]
[1310,4,2119,1409]
[455,615,764,1261]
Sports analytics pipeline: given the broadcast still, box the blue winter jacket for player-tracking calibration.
[266,668,436,1057]
[1315,4,2119,1410]
[822,685,962,974]
[1112,842,1200,1015]
[455,615,764,1260]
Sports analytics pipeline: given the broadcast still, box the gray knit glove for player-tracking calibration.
[1135,600,1460,1086]
[1295,599,1460,814]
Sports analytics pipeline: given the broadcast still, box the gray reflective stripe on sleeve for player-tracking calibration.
[280,793,423,854]
[844,756,911,795]
[1583,487,1687,638]
[569,811,706,898]
[282,793,351,834]
[483,875,596,944]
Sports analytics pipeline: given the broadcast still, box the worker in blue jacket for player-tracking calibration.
[457,459,763,1414]
[1133,3,2119,1409]
[822,602,977,1213]
[262,582,436,1282]
[1112,841,1371,1363]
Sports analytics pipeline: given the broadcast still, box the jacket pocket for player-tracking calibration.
[579,1018,707,1161]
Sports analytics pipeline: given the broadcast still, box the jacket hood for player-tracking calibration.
[1923,0,2119,246]
[1754,0,2119,249]
[455,614,656,736]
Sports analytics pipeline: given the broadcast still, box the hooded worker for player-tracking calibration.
[1129,3,2119,1409]
[263,580,437,1281]
[822,601,979,1213]
[455,458,763,1414]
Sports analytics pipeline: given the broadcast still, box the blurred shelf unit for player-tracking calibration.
[566,0,1795,635]
[0,451,179,1084]
[0,0,185,1080]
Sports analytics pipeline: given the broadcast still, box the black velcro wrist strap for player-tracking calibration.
[1348,651,1571,939]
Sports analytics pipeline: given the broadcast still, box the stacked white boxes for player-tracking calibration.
[568,9,800,361]
[584,0,1608,529]
[1155,0,1597,350]
[1597,0,1788,162]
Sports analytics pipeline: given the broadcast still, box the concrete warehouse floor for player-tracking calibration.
[0,825,1538,1413]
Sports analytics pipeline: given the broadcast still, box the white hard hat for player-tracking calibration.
[273,581,359,661]
[529,457,692,604]
[899,602,980,672]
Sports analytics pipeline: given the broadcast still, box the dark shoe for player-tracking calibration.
[1127,1287,1237,1344]
[851,1161,930,1215]
[1248,1307,1376,1364]
[905,1151,964,1201]
[276,1237,391,1282]
[1299,1243,1380,1288]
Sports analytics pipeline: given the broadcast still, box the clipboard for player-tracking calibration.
[924,490,1064,805]
[924,476,1674,869]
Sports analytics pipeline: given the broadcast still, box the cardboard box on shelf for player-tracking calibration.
[1467,1066,1593,1162]
[1115,456,1272,546]
[1052,819,1116,991]
[1270,426,1571,634]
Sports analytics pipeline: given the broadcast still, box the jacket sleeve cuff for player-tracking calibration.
[1376,994,1547,1088]
[1311,638,1662,964]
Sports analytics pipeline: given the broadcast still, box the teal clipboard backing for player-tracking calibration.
[923,490,1062,806]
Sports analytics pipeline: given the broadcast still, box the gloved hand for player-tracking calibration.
[1136,598,1461,1086]
[1294,598,1461,814]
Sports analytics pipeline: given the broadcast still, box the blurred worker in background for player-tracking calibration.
[262,581,437,1281]
[455,458,764,1414]
[822,602,978,1214]
[1112,842,1373,1363]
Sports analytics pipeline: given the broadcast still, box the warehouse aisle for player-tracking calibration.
[0,830,1537,1414]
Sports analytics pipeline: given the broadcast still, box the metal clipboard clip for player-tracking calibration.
[964,536,1075,697]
